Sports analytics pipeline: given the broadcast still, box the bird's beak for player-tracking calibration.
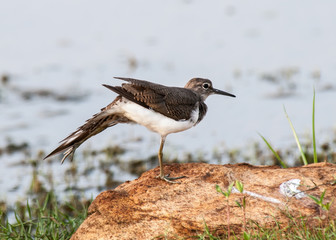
[212,88,236,98]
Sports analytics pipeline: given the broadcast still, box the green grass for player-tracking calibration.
[258,133,287,168]
[260,89,323,167]
[211,179,336,239]
[0,192,89,240]
[312,88,317,163]
[283,105,308,165]
[197,217,336,240]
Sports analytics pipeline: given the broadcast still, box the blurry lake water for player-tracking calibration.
[1,1,336,206]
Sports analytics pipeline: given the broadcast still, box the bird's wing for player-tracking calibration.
[105,77,202,120]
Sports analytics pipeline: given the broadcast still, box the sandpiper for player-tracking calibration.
[44,77,235,183]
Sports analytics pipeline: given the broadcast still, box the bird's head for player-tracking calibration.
[184,78,235,101]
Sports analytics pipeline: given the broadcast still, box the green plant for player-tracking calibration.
[199,216,336,239]
[308,190,333,218]
[0,192,89,240]
[242,231,251,240]
[216,182,234,239]
[200,219,219,240]
[283,105,308,165]
[258,133,287,168]
[261,90,320,166]
[312,88,317,163]
[234,180,247,231]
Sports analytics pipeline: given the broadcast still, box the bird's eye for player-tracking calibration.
[202,83,210,89]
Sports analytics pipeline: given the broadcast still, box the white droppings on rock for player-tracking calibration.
[279,179,306,199]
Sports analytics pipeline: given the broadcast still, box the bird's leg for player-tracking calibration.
[158,136,166,179]
[157,135,186,183]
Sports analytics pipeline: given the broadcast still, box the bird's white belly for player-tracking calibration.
[113,99,199,136]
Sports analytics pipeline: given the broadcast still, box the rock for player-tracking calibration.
[71,162,336,240]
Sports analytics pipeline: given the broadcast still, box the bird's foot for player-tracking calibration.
[157,174,186,184]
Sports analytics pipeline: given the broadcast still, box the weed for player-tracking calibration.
[198,217,336,239]
[312,88,317,163]
[308,190,333,220]
[216,182,234,239]
[258,133,287,168]
[283,105,308,165]
[261,89,322,166]
[234,180,247,231]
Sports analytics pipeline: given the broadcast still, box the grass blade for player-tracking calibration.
[258,133,287,168]
[320,190,326,202]
[27,200,32,219]
[42,192,50,212]
[312,88,317,163]
[215,184,224,195]
[283,106,308,165]
[308,194,320,204]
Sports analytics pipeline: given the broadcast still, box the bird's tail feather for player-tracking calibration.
[44,104,130,163]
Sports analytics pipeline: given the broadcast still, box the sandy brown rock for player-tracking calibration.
[71,162,336,240]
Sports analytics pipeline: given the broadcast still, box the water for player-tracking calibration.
[1,0,336,207]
